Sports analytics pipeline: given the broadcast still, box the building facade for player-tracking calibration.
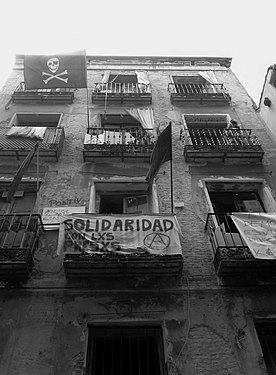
[0,55,276,374]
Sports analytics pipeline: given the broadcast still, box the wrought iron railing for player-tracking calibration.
[0,214,42,251]
[183,128,261,148]
[93,82,152,95]
[168,82,229,97]
[14,82,74,94]
[205,213,253,259]
[85,128,155,146]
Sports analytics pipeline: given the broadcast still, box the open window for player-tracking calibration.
[182,114,264,163]
[92,71,152,105]
[0,113,65,161]
[90,179,159,214]
[84,112,156,159]
[182,114,231,147]
[85,325,167,375]
[204,179,276,246]
[255,321,276,375]
[169,72,231,105]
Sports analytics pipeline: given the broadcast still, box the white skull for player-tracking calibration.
[47,57,59,73]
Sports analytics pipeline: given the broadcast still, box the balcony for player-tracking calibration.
[92,83,152,105]
[168,82,231,105]
[205,213,276,285]
[83,128,155,162]
[0,126,65,161]
[0,214,43,281]
[11,82,75,104]
[63,213,184,278]
[183,128,264,163]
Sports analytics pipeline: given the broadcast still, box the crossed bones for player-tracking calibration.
[42,70,68,84]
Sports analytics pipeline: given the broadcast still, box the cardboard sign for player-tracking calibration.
[42,206,86,230]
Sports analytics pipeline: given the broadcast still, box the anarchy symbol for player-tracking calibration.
[42,70,68,84]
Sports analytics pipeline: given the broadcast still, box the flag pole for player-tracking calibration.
[86,86,90,134]
[85,51,90,134]
[169,122,174,213]
[36,143,40,213]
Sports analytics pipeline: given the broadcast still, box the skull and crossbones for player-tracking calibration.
[42,57,68,84]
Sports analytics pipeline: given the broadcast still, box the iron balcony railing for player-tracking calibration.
[183,128,261,148]
[14,82,74,94]
[85,128,155,146]
[205,213,253,259]
[0,127,65,161]
[93,82,152,95]
[168,82,229,97]
[0,214,42,251]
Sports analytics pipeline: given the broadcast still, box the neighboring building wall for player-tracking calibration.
[258,65,276,139]
[0,56,276,375]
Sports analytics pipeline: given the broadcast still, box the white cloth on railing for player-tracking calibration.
[6,126,46,140]
[84,131,135,145]
[126,108,156,139]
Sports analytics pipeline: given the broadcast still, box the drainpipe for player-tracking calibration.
[256,64,275,110]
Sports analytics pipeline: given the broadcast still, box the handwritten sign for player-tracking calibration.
[57,213,182,255]
[42,206,86,230]
[231,213,276,259]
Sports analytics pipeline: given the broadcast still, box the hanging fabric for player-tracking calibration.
[126,108,156,140]
[136,71,150,93]
[135,71,150,85]
[198,71,218,93]
[198,71,218,84]
[101,71,111,84]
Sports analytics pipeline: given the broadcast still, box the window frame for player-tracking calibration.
[85,323,168,375]
[89,179,159,214]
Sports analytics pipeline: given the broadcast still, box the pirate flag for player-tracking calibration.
[24,51,87,90]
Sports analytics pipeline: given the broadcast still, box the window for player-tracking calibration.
[86,325,167,375]
[90,180,159,214]
[182,114,230,147]
[269,69,276,87]
[100,194,148,214]
[9,113,62,128]
[87,114,154,147]
[255,321,276,375]
[172,74,216,94]
[204,180,276,240]
[0,113,65,161]
[0,185,37,215]
[0,183,39,250]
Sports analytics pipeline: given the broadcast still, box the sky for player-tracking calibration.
[0,0,274,104]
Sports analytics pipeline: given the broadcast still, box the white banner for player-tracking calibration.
[57,213,182,256]
[231,213,276,259]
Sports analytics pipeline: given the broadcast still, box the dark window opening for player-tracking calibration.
[109,74,138,84]
[99,194,149,214]
[101,114,140,130]
[100,195,123,214]
[255,321,276,375]
[209,191,264,231]
[86,326,166,375]
[10,113,62,128]
[269,70,276,87]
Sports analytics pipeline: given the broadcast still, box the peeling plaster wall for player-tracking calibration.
[0,57,276,374]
